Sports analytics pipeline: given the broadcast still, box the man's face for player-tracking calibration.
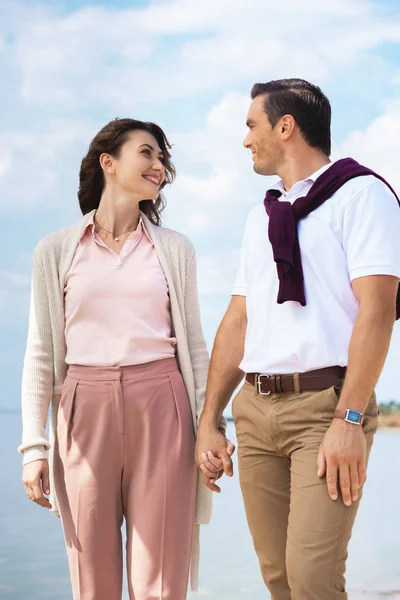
[243,94,282,176]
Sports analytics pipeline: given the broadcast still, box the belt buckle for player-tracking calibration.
[257,374,271,396]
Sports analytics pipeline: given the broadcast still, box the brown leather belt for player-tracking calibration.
[246,366,346,395]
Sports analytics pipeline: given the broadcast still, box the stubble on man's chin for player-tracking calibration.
[253,162,273,176]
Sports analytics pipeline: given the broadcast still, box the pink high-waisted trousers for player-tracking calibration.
[53,357,197,600]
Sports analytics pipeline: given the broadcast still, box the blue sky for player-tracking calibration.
[1,0,400,409]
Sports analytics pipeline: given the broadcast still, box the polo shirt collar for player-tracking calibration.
[271,160,335,197]
[81,211,153,245]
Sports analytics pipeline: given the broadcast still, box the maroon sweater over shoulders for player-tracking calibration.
[264,157,400,319]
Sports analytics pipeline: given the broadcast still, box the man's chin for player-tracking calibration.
[253,163,271,176]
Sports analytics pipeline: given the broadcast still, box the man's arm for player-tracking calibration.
[318,274,398,506]
[196,295,247,492]
[336,275,398,413]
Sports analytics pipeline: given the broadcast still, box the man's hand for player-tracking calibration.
[317,419,367,506]
[22,459,52,510]
[196,423,235,493]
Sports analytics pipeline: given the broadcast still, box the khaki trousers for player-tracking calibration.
[232,380,378,600]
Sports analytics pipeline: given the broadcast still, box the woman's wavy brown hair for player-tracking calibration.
[78,118,176,226]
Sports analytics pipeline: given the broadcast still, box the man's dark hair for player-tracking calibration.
[251,78,331,156]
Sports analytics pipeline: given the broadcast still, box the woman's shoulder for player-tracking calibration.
[143,214,196,261]
[157,227,198,271]
[33,213,90,263]
[157,225,195,253]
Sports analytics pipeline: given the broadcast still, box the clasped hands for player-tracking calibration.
[195,425,236,492]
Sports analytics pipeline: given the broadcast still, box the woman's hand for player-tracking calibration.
[195,423,235,493]
[22,459,52,510]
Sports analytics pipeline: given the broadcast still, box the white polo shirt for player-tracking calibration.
[233,162,400,374]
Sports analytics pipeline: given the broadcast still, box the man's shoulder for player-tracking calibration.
[243,204,268,230]
[246,203,266,221]
[336,173,397,205]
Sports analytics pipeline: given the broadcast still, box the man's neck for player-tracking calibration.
[277,152,331,192]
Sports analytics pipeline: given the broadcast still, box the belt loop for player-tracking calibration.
[276,375,283,394]
[294,372,301,396]
[254,375,259,395]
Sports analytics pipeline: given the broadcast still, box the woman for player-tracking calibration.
[18,118,226,600]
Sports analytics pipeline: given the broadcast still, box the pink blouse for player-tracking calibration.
[64,214,176,366]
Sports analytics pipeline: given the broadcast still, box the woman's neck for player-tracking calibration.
[95,190,141,236]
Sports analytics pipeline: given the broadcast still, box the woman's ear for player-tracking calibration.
[99,152,115,175]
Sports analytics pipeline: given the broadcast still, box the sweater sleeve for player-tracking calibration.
[184,248,227,434]
[18,248,55,464]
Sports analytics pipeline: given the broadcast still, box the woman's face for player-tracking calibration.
[103,130,166,199]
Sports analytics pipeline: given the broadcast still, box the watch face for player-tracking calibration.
[346,410,362,424]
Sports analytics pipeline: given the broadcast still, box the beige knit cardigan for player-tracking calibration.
[18,209,225,591]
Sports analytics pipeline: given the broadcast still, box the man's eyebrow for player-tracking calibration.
[139,143,164,156]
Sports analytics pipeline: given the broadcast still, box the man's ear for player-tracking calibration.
[280,114,296,139]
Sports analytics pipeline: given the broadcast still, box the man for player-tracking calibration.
[196,78,400,599]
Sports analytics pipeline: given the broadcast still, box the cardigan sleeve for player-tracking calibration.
[184,248,227,434]
[18,248,55,464]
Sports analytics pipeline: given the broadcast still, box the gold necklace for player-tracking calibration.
[94,218,138,242]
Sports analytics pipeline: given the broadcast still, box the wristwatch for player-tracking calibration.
[333,409,363,425]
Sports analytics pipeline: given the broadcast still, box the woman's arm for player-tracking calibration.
[18,248,54,464]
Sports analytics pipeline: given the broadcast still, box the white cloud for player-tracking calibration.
[335,97,400,189]
[163,92,273,237]
[0,271,31,288]
[187,212,209,232]
[1,0,399,216]
[2,0,399,111]
[0,287,30,325]
[197,250,240,296]
[0,265,31,324]
[0,118,98,209]
[0,153,11,179]
[16,6,156,111]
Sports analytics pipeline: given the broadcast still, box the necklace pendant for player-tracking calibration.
[114,237,119,242]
